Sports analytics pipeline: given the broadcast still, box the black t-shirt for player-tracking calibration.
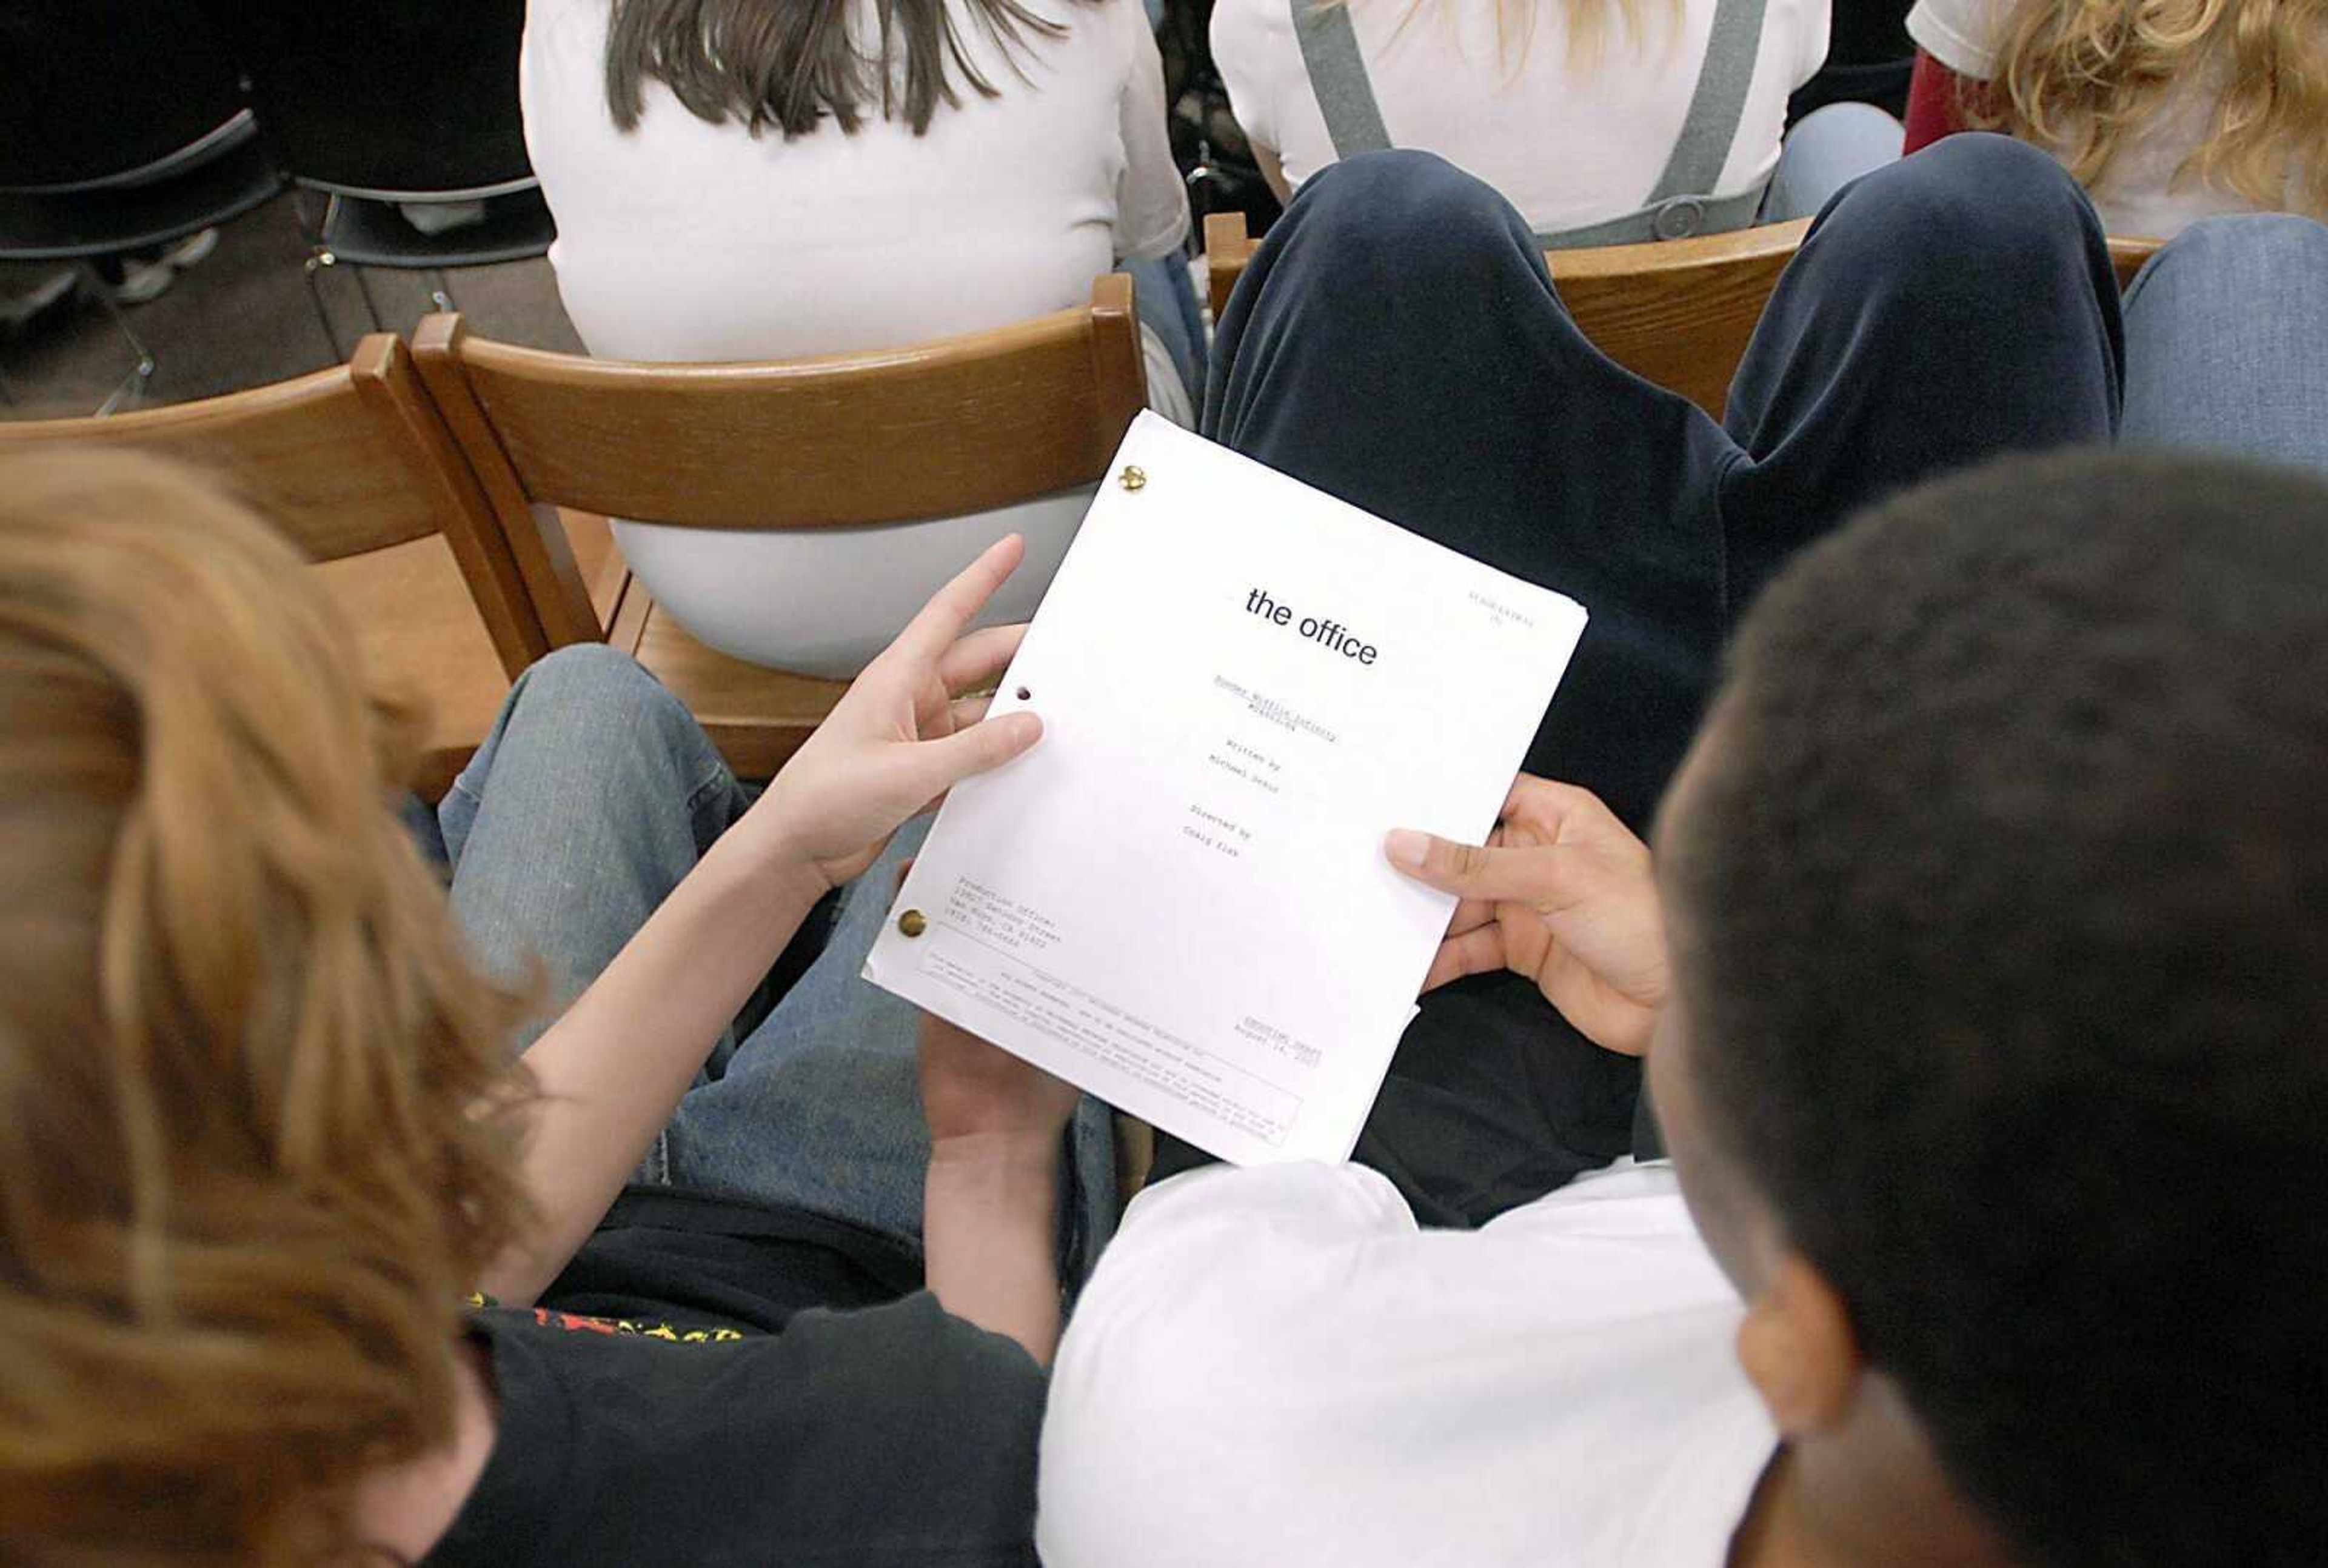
[424,1187,1047,1566]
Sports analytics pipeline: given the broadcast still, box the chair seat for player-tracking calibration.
[315,534,514,799]
[0,134,283,261]
[612,585,848,782]
[322,186,556,269]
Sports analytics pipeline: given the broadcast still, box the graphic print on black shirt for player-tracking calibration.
[424,1188,1046,1566]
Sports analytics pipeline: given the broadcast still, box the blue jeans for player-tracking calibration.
[1128,250,1206,409]
[2121,213,2328,478]
[438,644,1119,1275]
[1762,101,1906,224]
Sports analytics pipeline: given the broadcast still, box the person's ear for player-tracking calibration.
[1735,1253,1862,1438]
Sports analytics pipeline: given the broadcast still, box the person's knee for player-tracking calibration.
[2149,212,2328,285]
[1907,134,2088,238]
[1282,148,1531,284]
[509,643,687,742]
[1819,134,2098,285]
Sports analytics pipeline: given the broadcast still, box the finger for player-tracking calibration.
[886,535,1027,668]
[948,694,992,730]
[1384,831,1599,910]
[1421,926,1508,993]
[892,856,915,893]
[1504,776,1645,861]
[938,623,1028,697]
[897,709,1045,801]
[1443,896,1496,938]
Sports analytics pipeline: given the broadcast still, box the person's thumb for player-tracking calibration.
[1384,829,1586,907]
[901,709,1044,800]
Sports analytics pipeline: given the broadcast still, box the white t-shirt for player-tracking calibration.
[519,0,1191,675]
[1211,0,1830,235]
[1040,1158,1776,1567]
[1908,0,2286,239]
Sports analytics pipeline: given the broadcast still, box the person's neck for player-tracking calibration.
[1730,1443,2013,1568]
[350,1334,500,1561]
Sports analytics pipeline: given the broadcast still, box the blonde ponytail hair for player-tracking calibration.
[0,450,535,1564]
[1318,0,1681,70]
[1975,0,2328,218]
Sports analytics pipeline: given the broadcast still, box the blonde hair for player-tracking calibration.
[1321,0,1679,70]
[0,450,535,1564]
[1972,0,2328,218]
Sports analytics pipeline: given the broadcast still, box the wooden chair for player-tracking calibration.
[0,335,541,797]
[410,274,1149,777]
[1204,212,2167,420]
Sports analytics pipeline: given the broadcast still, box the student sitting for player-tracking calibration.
[0,451,1091,1564]
[520,0,1196,674]
[1210,0,1902,238]
[745,136,2323,1286]
[1035,443,2328,1564]
[1903,0,2327,239]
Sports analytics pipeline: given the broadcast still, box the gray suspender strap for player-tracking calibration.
[1551,0,1772,245]
[1288,0,1771,245]
[1290,0,1394,157]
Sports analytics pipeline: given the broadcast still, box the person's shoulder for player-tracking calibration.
[1905,0,2007,79]
[1209,0,1299,72]
[1053,1161,1423,1373]
[1040,1162,1759,1567]
[455,1296,1046,1562]
[474,1290,1041,1411]
[788,1289,1049,1407]
[1103,1159,1421,1267]
[1074,0,1171,59]
[1209,0,1291,33]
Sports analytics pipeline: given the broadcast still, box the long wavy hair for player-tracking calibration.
[603,0,1102,138]
[1970,0,2328,216]
[0,450,537,1564]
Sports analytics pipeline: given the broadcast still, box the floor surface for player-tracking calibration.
[0,192,581,419]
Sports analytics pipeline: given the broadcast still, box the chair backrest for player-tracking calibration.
[2106,235,2163,287]
[1206,213,2172,419]
[410,274,1152,649]
[0,335,545,677]
[1205,210,1804,418]
[217,0,533,198]
[0,1,247,191]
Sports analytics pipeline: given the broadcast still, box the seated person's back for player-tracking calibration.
[1906,0,2327,236]
[1209,0,1831,233]
[1039,451,2328,1564]
[521,0,1190,673]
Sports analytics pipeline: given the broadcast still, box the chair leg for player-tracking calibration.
[303,252,344,361]
[350,262,386,334]
[81,262,156,416]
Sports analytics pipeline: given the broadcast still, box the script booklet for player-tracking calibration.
[864,413,1588,1165]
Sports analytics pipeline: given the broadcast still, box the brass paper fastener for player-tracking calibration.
[897,909,928,938]
[1119,464,1147,492]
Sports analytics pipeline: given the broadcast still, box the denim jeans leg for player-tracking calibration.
[1189,148,1727,1220]
[663,813,1122,1276]
[2120,213,2328,478]
[1761,101,1905,223]
[1722,134,2124,615]
[1128,251,1208,415]
[441,644,752,1178]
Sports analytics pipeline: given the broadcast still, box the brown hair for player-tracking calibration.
[0,450,535,1564]
[1969,0,2328,218]
[603,0,1101,138]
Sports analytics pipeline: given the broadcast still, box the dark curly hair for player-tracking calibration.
[1668,449,2328,1566]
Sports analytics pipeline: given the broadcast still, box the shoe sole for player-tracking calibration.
[160,228,219,269]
